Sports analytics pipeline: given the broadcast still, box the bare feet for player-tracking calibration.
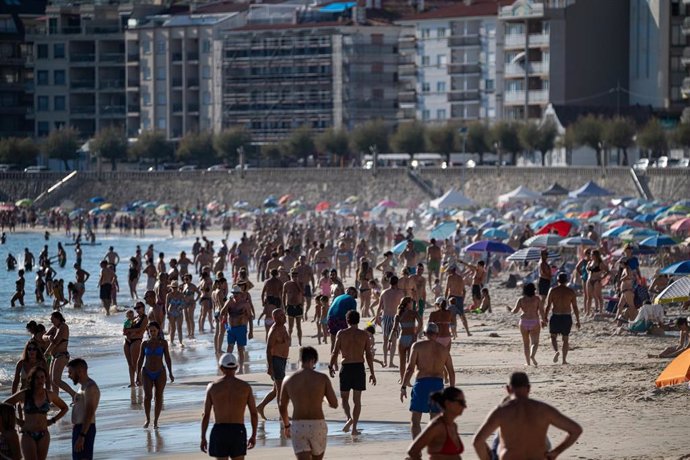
[351,429,361,436]
[531,356,538,367]
[553,351,560,363]
[143,421,150,428]
[257,404,267,421]
[342,418,353,433]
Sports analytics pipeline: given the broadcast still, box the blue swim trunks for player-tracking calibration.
[226,324,248,347]
[410,377,444,414]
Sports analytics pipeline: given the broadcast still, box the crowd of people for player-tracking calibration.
[2,206,689,460]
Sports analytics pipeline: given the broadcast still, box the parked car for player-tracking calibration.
[178,165,197,172]
[206,164,229,171]
[633,158,649,170]
[24,165,49,173]
[0,164,19,172]
[678,158,689,167]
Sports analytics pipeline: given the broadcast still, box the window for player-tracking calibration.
[156,91,166,105]
[142,40,151,54]
[437,109,446,120]
[422,56,430,66]
[54,70,65,85]
[437,55,447,67]
[436,81,446,93]
[54,95,65,111]
[37,96,49,111]
[372,88,383,100]
[202,65,211,79]
[421,29,431,39]
[203,91,211,105]
[0,18,17,33]
[422,82,430,93]
[37,44,48,59]
[157,117,166,129]
[142,117,151,130]
[142,67,151,81]
[156,67,165,81]
[37,70,49,85]
[437,28,446,38]
[422,109,430,121]
[485,79,494,91]
[156,41,165,55]
[37,121,49,136]
[53,43,65,59]
[202,39,212,53]
[143,93,151,106]
[371,34,383,45]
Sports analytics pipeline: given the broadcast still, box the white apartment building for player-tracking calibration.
[125,12,245,140]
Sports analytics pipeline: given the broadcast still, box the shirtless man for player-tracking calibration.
[426,239,442,284]
[459,260,486,310]
[411,263,427,320]
[256,309,290,420]
[283,270,305,346]
[98,260,116,315]
[201,353,258,460]
[295,256,315,321]
[400,240,418,274]
[65,358,100,460]
[473,372,582,460]
[265,252,283,280]
[328,310,376,435]
[313,244,330,277]
[544,273,580,365]
[195,247,213,275]
[280,346,338,460]
[538,250,551,307]
[375,275,405,367]
[221,286,254,372]
[104,246,120,269]
[400,322,455,438]
[262,268,284,311]
[445,265,470,337]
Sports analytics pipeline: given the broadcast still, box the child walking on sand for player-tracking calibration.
[365,325,387,367]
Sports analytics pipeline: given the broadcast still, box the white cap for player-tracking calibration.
[425,322,439,334]
[435,296,446,305]
[219,353,238,369]
[231,285,242,294]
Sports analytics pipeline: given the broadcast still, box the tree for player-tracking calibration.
[570,114,605,166]
[604,117,635,166]
[261,144,283,166]
[350,120,390,155]
[672,122,690,157]
[637,119,668,160]
[0,137,39,168]
[90,126,128,170]
[465,122,490,165]
[285,125,315,166]
[316,128,350,165]
[491,121,521,165]
[427,124,457,165]
[518,122,540,164]
[214,126,252,165]
[535,121,557,166]
[176,131,216,166]
[43,127,80,170]
[129,130,173,169]
[390,121,426,155]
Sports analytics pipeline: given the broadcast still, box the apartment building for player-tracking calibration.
[396,0,504,123]
[0,0,46,138]
[125,11,245,139]
[222,21,401,142]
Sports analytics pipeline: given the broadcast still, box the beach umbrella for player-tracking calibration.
[392,239,428,255]
[430,222,457,240]
[536,219,573,237]
[670,218,690,233]
[155,204,172,216]
[345,195,359,204]
[206,200,221,212]
[660,260,690,276]
[480,221,506,230]
[59,199,75,211]
[668,204,690,214]
[507,247,560,262]
[454,210,474,221]
[578,210,597,219]
[89,196,105,204]
[657,215,685,226]
[463,240,515,254]
[524,234,563,248]
[654,275,690,305]
[0,202,16,211]
[431,189,476,209]
[99,203,113,211]
[336,207,354,216]
[278,194,292,205]
[559,237,596,247]
[604,218,642,229]
[315,201,330,212]
[610,245,657,257]
[88,207,103,215]
[602,225,633,238]
[378,199,398,208]
[15,198,33,207]
[461,227,478,236]
[640,234,677,248]
[263,197,278,208]
[634,213,656,223]
[655,349,690,388]
[483,228,509,240]
[619,228,660,241]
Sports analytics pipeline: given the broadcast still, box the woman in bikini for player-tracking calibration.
[177,251,193,278]
[574,249,591,315]
[197,270,214,334]
[510,283,546,366]
[124,301,148,388]
[390,296,422,382]
[616,259,636,321]
[166,281,186,347]
[586,250,608,315]
[154,272,169,331]
[50,280,68,312]
[429,297,453,350]
[182,273,200,339]
[128,256,140,300]
[407,386,466,460]
[42,312,71,395]
[12,340,48,395]
[356,258,374,318]
[3,367,68,460]
[143,259,157,292]
[136,321,174,429]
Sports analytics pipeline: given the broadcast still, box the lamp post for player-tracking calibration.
[237,146,245,178]
[369,144,378,177]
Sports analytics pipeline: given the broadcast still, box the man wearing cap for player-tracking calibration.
[473,372,582,460]
[445,264,471,337]
[545,273,581,364]
[328,310,376,435]
[327,287,358,344]
[283,269,305,346]
[375,275,405,367]
[201,353,258,460]
[221,285,253,373]
[400,322,455,438]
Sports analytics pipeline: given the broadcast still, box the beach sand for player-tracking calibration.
[8,227,689,459]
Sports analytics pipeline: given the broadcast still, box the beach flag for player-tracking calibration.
[655,349,690,388]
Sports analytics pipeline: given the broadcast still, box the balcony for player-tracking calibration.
[100,80,125,90]
[127,104,140,113]
[0,81,23,90]
[528,34,549,47]
[0,56,25,66]
[187,79,199,87]
[127,53,140,63]
[682,77,690,96]
[448,36,481,47]
[187,104,199,112]
[448,89,480,102]
[399,92,416,104]
[187,52,199,61]
[172,53,183,62]
[172,103,183,113]
[100,106,126,116]
[127,80,140,88]
[448,63,481,75]
[172,79,183,88]
[84,24,121,34]
[70,53,95,63]
[504,89,549,105]
[504,61,549,78]
[499,2,544,19]
[100,53,125,63]
[70,80,95,90]
[683,18,690,35]
[71,106,96,115]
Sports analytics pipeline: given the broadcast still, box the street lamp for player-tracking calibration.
[369,144,378,176]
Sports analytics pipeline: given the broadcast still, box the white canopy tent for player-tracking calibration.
[430,188,476,209]
[497,185,542,204]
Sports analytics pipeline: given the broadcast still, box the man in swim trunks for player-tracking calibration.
[262,269,284,312]
[221,286,253,373]
[544,273,580,365]
[401,322,455,438]
[280,346,338,459]
[445,265,471,337]
[538,250,552,307]
[327,287,358,344]
[426,238,442,284]
[97,260,115,316]
[411,263,427,320]
[400,240,418,275]
[283,270,305,346]
[295,256,315,321]
[66,358,100,460]
[201,353,258,460]
[328,310,376,435]
[256,309,290,420]
[472,372,582,460]
[375,275,405,367]
[458,259,485,311]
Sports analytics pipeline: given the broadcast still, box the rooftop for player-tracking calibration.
[397,0,512,22]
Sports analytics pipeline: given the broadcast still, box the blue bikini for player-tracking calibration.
[143,344,165,381]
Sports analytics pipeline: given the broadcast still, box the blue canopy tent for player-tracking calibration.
[568,181,614,199]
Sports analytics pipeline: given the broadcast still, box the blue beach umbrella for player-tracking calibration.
[463,240,515,254]
[602,225,633,238]
[640,234,678,248]
[430,222,457,240]
[483,228,509,240]
[660,260,690,276]
[89,196,105,204]
[634,214,655,223]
